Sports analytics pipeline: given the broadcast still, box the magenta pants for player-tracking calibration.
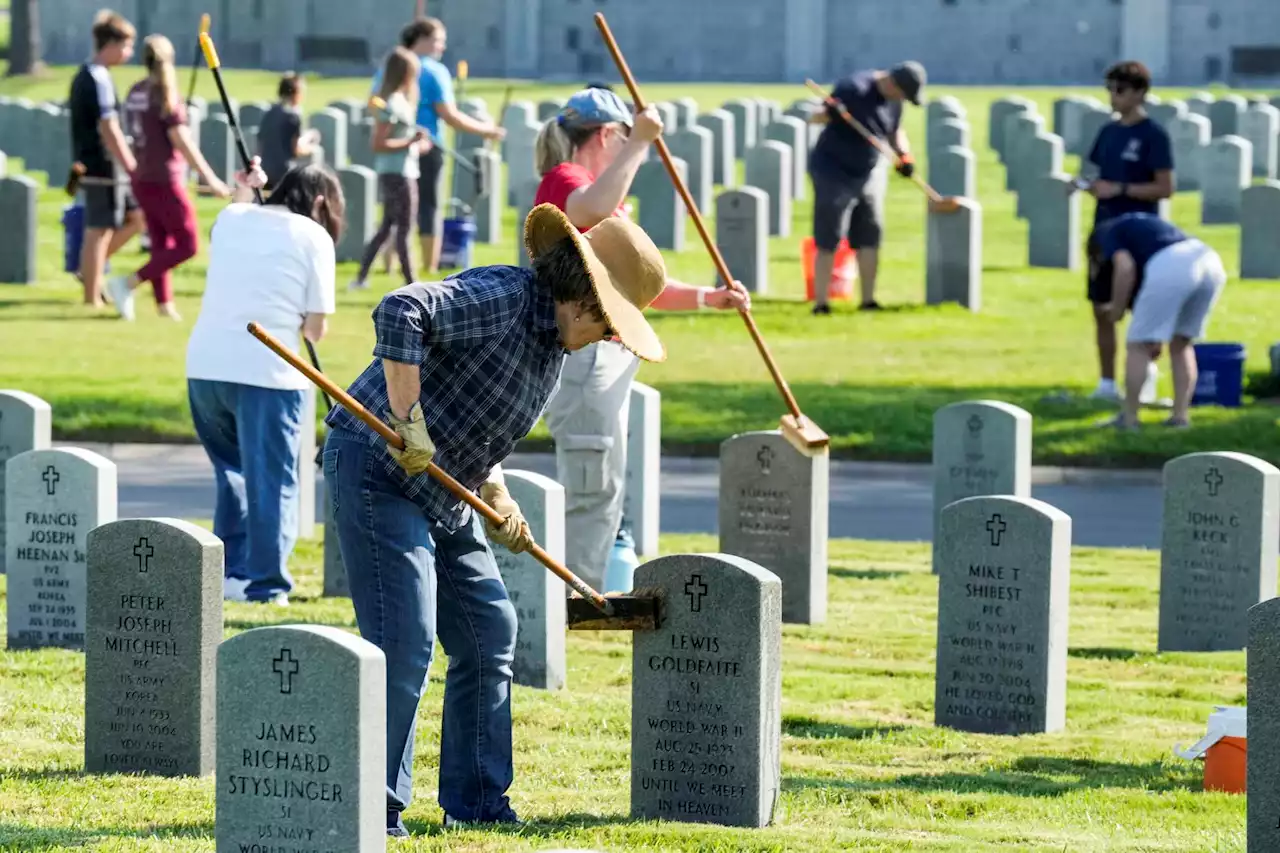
[132,178,199,304]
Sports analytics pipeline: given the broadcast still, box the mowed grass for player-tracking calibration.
[0,69,1278,467]
[0,533,1246,851]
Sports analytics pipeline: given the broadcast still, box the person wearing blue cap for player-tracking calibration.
[531,87,750,593]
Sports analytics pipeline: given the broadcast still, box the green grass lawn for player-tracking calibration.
[0,70,1278,468]
[0,533,1246,851]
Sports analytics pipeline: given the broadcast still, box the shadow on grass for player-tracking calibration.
[1069,646,1141,661]
[783,717,913,741]
[403,811,627,838]
[0,821,211,849]
[0,767,84,783]
[828,566,910,581]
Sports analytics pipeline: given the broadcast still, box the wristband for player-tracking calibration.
[697,288,707,309]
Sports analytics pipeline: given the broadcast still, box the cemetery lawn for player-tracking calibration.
[0,532,1245,852]
[1,70,1278,469]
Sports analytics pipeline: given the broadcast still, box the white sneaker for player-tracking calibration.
[1139,362,1160,404]
[348,279,369,291]
[106,276,136,321]
[267,592,290,607]
[1089,381,1121,403]
[223,576,250,602]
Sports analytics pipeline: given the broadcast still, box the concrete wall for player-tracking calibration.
[36,0,1280,86]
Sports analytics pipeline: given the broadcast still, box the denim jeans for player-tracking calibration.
[187,379,303,600]
[323,429,519,825]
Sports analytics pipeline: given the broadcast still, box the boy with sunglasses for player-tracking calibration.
[1082,61,1175,404]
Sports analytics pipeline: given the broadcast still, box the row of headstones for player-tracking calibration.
[931,400,1278,737]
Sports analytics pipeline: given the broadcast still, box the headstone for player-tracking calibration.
[37,104,72,183]
[5,447,117,650]
[505,117,541,206]
[988,97,1034,161]
[1240,103,1279,178]
[84,518,222,776]
[216,624,385,852]
[1158,452,1279,652]
[200,113,235,184]
[1003,113,1045,189]
[630,553,781,827]
[925,198,982,312]
[1013,133,1064,217]
[1148,100,1187,131]
[696,110,736,187]
[0,391,52,575]
[296,392,317,541]
[492,471,566,689]
[721,99,758,158]
[1052,96,1084,152]
[347,117,374,170]
[928,119,970,159]
[652,102,678,136]
[743,141,791,238]
[501,100,537,161]
[308,108,349,169]
[1075,108,1114,168]
[537,99,565,122]
[624,383,660,558]
[1027,174,1080,270]
[325,98,365,129]
[0,176,38,284]
[754,99,780,143]
[470,149,504,244]
[930,145,975,200]
[1201,135,1252,225]
[764,117,808,201]
[718,431,827,624]
[238,100,270,132]
[1249,597,1280,851]
[667,125,714,214]
[632,158,687,251]
[336,165,377,263]
[514,179,540,268]
[1186,93,1214,120]
[929,96,966,128]
[673,97,700,130]
[934,496,1071,735]
[1241,182,1280,279]
[205,96,239,123]
[715,187,769,294]
[1208,94,1246,138]
[931,400,1032,571]
[1170,114,1212,191]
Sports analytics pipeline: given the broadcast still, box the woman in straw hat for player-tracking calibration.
[322,202,667,836]
[533,86,749,594]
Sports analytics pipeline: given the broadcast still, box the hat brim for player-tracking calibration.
[524,204,666,363]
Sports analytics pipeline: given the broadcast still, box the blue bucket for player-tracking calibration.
[1192,343,1247,407]
[62,202,86,273]
[439,202,476,271]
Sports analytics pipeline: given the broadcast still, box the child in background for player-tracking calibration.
[350,48,426,290]
[257,73,321,190]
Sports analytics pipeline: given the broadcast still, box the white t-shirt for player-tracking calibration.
[186,204,336,390]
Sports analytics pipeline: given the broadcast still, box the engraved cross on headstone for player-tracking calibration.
[967,414,984,434]
[134,537,154,573]
[986,514,1007,546]
[273,649,300,694]
[1205,467,1224,497]
[42,465,60,496]
[757,446,774,475]
[685,574,709,613]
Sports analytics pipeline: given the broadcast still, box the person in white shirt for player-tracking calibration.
[185,161,342,606]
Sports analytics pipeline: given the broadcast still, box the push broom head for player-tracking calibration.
[780,414,830,456]
[567,589,665,631]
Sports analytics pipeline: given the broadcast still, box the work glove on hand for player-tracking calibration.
[895,154,915,179]
[479,481,534,554]
[386,402,436,476]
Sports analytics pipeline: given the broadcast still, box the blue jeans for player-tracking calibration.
[323,429,518,825]
[187,379,304,600]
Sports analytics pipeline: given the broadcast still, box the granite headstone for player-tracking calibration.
[764,116,808,201]
[715,187,769,294]
[336,165,377,263]
[744,141,791,238]
[721,99,758,158]
[1241,182,1280,280]
[925,198,982,312]
[1240,103,1279,178]
[624,383,661,559]
[930,145,975,200]
[667,125,714,215]
[632,158,687,251]
[0,176,39,284]
[1027,174,1080,269]
[1170,114,1212,192]
[1248,597,1280,852]
[1201,135,1252,225]
[0,390,52,575]
[696,110,737,187]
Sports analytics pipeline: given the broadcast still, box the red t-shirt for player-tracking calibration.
[123,80,188,184]
[534,162,626,229]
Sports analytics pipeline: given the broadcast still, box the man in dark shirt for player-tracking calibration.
[256,73,319,190]
[1081,61,1175,403]
[807,62,925,314]
[1089,214,1224,429]
[69,10,143,308]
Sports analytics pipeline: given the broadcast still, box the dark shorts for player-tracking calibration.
[83,183,138,230]
[810,168,884,251]
[1086,226,1111,304]
[416,147,445,236]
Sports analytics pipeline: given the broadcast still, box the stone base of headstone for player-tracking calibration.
[925,199,982,311]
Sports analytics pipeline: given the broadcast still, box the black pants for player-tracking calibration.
[359,174,418,285]
[416,147,445,236]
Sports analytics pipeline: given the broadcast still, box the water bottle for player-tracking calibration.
[603,525,639,594]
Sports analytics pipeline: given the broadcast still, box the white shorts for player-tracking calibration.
[1126,239,1226,344]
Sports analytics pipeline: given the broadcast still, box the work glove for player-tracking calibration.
[895,154,915,179]
[386,402,436,476]
[479,481,534,554]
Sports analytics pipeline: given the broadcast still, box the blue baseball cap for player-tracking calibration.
[558,88,633,130]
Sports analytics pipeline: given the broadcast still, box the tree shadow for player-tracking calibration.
[783,716,913,741]
[0,821,212,850]
[1068,647,1140,661]
[403,811,628,838]
[0,767,83,783]
[890,755,1198,796]
[828,567,910,581]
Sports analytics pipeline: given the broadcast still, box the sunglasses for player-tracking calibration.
[1107,84,1134,95]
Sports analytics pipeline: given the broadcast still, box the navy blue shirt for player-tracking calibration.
[1094,213,1188,295]
[1087,117,1173,225]
[809,71,902,184]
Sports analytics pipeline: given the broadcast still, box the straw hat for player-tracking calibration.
[524,203,667,362]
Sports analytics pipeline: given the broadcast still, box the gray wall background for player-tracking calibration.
[35,0,1280,86]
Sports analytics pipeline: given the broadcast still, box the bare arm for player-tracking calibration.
[563,139,652,229]
[1124,169,1174,201]
[894,128,911,157]
[649,278,750,311]
[382,359,421,420]
[372,120,421,153]
[169,125,227,193]
[438,101,501,138]
[99,116,137,175]
[302,313,328,344]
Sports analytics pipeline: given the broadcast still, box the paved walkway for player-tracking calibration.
[70,442,1165,549]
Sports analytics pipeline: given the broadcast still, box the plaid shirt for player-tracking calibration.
[325,265,565,529]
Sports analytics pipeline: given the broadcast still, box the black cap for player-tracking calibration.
[889,61,926,106]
